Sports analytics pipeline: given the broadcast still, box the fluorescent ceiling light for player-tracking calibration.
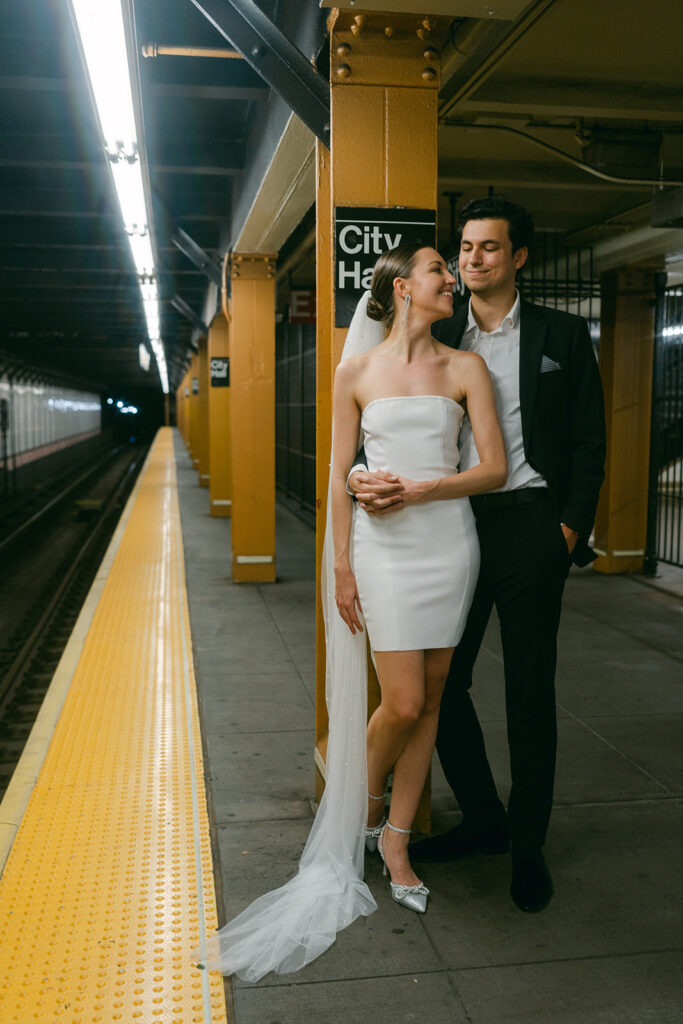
[127,232,155,279]
[70,0,169,394]
[140,281,157,304]
[150,339,169,393]
[70,0,137,158]
[110,159,148,234]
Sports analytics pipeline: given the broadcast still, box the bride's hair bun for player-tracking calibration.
[366,296,388,322]
[368,242,426,326]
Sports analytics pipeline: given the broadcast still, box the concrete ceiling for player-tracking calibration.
[435,0,683,245]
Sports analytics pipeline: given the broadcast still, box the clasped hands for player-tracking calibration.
[348,469,415,515]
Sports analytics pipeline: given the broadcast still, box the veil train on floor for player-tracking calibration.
[193,293,384,982]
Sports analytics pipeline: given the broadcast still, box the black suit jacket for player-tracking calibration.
[432,299,606,567]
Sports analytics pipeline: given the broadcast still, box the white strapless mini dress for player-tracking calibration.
[353,395,480,652]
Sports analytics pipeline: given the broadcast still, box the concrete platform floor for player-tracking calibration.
[175,437,683,1024]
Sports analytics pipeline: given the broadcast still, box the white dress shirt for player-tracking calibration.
[459,292,547,492]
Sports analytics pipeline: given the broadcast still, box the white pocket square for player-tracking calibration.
[540,355,562,373]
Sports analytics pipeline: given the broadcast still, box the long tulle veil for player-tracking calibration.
[194,292,385,981]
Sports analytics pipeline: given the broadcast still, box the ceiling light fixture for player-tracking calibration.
[70,0,169,394]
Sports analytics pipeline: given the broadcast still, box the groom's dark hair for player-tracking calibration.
[458,195,534,255]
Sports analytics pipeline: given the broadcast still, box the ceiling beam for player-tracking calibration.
[457,77,683,122]
[438,160,654,192]
[188,0,330,145]
[0,157,241,176]
[147,82,266,101]
[0,75,69,92]
[171,227,222,285]
[170,295,208,337]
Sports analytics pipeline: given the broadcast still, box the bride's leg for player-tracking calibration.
[367,650,424,827]
[381,647,455,885]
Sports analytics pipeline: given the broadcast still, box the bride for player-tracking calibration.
[195,243,506,982]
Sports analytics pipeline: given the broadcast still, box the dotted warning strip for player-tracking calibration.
[0,429,228,1024]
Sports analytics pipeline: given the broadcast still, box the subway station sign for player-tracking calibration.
[210,357,230,387]
[334,207,436,327]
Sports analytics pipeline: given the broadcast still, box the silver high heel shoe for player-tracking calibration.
[364,789,387,852]
[378,821,429,913]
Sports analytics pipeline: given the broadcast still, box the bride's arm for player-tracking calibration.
[400,353,507,504]
[330,362,364,634]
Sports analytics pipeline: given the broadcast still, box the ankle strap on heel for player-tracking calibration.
[385,820,411,835]
[368,790,388,801]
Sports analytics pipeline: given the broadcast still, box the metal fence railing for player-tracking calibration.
[522,236,600,347]
[645,277,683,571]
[275,320,316,523]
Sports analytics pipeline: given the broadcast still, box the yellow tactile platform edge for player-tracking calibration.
[0,429,228,1024]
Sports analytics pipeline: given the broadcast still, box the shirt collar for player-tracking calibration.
[465,290,520,336]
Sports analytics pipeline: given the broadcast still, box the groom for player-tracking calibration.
[349,195,605,913]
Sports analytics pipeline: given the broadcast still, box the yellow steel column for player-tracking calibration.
[178,371,190,447]
[197,334,210,487]
[229,253,277,582]
[188,352,200,467]
[314,140,333,800]
[594,269,656,574]
[172,378,180,438]
[208,311,232,518]
[314,10,444,826]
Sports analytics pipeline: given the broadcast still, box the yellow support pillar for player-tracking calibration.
[208,311,232,517]
[177,370,190,447]
[188,352,200,468]
[175,380,183,441]
[594,269,656,574]
[314,9,445,828]
[196,334,210,488]
[229,253,277,582]
[183,372,190,444]
[314,139,333,800]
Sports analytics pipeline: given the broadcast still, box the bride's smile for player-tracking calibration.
[395,247,457,323]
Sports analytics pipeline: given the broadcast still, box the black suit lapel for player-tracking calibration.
[519,302,549,451]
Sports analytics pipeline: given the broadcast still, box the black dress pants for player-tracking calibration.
[436,490,570,856]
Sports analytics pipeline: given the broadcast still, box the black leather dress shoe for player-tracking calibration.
[510,852,553,912]
[410,822,509,863]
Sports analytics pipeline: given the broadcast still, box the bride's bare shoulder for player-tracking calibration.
[335,350,374,376]
[434,341,476,364]
[333,352,372,394]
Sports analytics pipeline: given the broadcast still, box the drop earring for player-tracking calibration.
[401,293,411,330]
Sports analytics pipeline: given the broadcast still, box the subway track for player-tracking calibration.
[0,441,150,798]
